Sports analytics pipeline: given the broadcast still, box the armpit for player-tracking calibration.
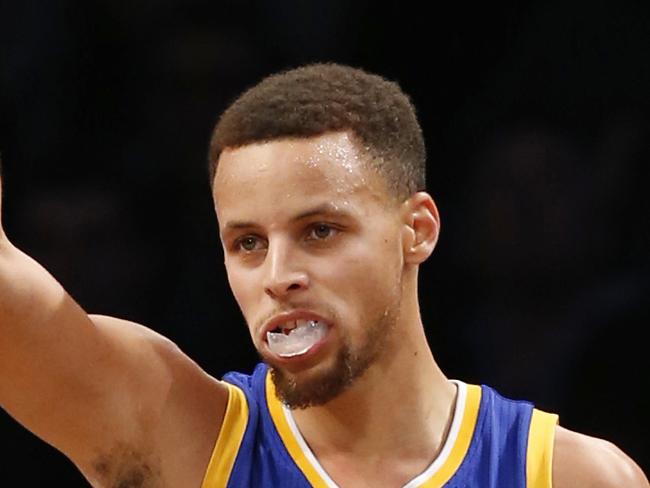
[88,443,164,488]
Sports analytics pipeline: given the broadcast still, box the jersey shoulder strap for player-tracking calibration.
[526,408,559,488]
[201,380,250,488]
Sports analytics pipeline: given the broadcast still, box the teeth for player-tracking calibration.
[281,321,298,334]
[267,320,328,357]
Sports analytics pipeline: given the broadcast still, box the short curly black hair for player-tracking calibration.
[209,63,426,200]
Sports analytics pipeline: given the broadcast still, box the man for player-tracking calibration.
[0,63,647,487]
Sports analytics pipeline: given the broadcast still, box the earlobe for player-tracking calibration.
[402,192,440,265]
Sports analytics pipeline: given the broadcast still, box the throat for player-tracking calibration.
[289,358,459,459]
[282,378,462,488]
[279,317,459,478]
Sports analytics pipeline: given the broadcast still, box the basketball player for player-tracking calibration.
[0,63,647,487]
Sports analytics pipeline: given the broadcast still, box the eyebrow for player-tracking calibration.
[223,203,353,230]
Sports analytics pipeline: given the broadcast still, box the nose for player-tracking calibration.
[263,239,309,300]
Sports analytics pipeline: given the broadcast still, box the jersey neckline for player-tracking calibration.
[265,373,482,488]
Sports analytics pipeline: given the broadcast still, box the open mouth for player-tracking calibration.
[266,319,328,357]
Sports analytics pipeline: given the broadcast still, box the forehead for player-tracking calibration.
[212,131,391,224]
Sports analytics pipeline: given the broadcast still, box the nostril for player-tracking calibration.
[264,273,309,299]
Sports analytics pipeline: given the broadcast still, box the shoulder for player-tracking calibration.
[553,425,649,488]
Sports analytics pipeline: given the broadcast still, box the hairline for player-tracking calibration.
[211,130,409,205]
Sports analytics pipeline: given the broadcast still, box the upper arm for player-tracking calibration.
[0,262,156,459]
[0,242,228,484]
[553,426,649,488]
[79,315,230,487]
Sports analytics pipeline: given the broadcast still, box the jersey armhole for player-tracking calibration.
[201,382,249,488]
[526,408,559,488]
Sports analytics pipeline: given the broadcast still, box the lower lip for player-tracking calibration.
[264,326,332,368]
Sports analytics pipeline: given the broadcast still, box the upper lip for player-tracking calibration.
[261,310,331,343]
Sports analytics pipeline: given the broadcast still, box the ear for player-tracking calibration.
[401,192,440,265]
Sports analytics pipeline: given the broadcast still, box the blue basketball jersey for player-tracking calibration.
[201,363,557,487]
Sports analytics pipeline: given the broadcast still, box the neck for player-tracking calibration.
[291,285,456,465]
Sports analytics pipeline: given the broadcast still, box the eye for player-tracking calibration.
[236,235,264,252]
[308,223,336,240]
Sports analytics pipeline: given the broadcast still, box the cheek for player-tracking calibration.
[225,264,258,315]
[322,234,403,307]
[226,266,266,344]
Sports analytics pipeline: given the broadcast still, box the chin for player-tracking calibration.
[267,345,373,410]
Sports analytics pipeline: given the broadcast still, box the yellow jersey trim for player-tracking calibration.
[265,373,332,487]
[266,372,482,488]
[201,382,249,488]
[418,384,482,487]
[526,408,559,488]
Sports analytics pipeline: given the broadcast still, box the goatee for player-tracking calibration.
[268,305,397,409]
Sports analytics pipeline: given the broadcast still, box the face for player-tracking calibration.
[213,132,407,408]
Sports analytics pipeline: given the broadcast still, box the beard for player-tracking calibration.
[265,300,400,410]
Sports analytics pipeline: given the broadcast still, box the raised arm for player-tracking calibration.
[0,169,228,487]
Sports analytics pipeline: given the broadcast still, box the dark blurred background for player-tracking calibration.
[1,0,648,484]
